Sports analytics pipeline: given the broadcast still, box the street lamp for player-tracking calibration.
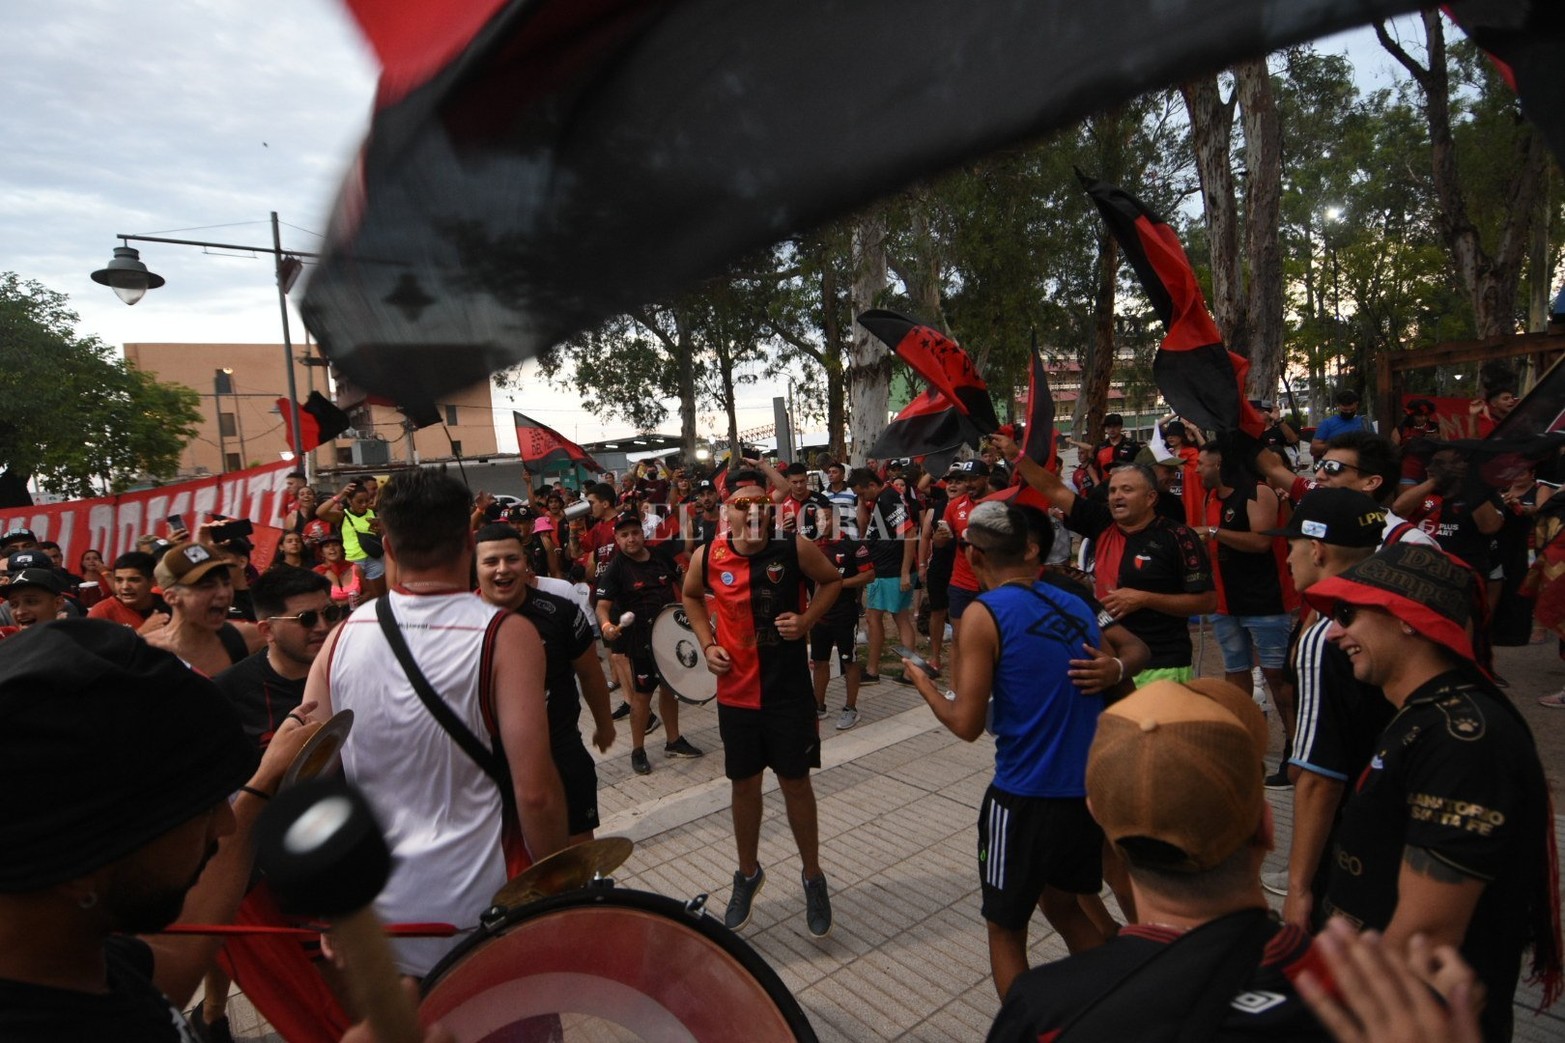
[92,212,318,478]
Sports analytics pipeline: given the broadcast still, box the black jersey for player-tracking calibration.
[515,586,596,751]
[593,548,680,652]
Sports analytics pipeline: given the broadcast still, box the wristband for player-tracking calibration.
[239,785,272,801]
[1112,658,1125,684]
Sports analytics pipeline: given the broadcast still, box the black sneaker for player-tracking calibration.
[631,748,651,775]
[645,711,660,733]
[664,736,704,758]
[803,872,832,937]
[1263,768,1292,790]
[725,866,765,930]
[611,701,631,720]
[188,1012,235,1043]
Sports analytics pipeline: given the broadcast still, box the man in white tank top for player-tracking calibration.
[306,470,567,978]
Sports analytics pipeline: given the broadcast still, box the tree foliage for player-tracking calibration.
[0,273,202,498]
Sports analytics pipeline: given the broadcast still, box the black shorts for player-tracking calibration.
[925,564,952,611]
[978,786,1103,930]
[809,618,857,669]
[552,739,600,836]
[948,583,979,620]
[718,699,821,781]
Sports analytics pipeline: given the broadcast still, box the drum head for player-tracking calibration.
[651,604,717,705]
[421,889,816,1042]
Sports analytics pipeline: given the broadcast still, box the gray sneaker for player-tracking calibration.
[1260,869,1289,897]
[835,707,859,731]
[803,872,832,937]
[725,866,765,930]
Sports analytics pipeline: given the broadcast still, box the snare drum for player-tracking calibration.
[650,603,718,705]
[420,887,817,1041]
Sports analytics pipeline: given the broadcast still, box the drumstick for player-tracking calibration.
[255,779,422,1043]
[619,611,635,626]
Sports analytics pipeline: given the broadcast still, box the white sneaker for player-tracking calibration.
[1260,869,1289,897]
[835,707,860,730]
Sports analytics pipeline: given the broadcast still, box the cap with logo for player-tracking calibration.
[1302,542,1478,665]
[1263,488,1385,548]
[153,542,230,588]
[946,459,991,478]
[0,528,37,549]
[5,550,64,595]
[612,511,644,532]
[1086,679,1267,873]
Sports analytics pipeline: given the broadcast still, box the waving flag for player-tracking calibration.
[299,0,1538,412]
[861,312,997,463]
[275,391,353,453]
[1019,332,1057,469]
[1078,171,1264,441]
[868,389,968,463]
[513,411,602,471]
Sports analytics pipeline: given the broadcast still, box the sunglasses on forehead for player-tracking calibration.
[1314,459,1362,477]
[268,605,348,628]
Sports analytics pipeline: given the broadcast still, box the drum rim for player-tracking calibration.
[419,885,818,1042]
[651,602,717,705]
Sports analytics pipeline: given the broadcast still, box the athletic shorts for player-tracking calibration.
[1211,613,1291,672]
[947,583,980,621]
[552,739,600,836]
[1132,665,1193,686]
[978,786,1103,930]
[627,646,664,695]
[718,699,820,781]
[865,575,913,613]
[355,555,386,581]
[809,619,857,671]
[925,562,953,611]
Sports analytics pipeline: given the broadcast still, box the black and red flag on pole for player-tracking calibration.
[858,311,999,463]
[1078,170,1265,442]
[513,411,602,472]
[275,391,353,453]
[1019,330,1057,469]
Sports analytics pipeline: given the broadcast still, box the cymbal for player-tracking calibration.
[492,837,634,907]
[281,709,354,789]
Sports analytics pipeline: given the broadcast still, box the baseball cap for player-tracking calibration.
[0,527,36,549]
[693,479,716,493]
[612,510,643,532]
[6,549,52,573]
[5,568,64,596]
[946,459,991,478]
[153,541,230,588]
[501,503,536,522]
[1086,679,1267,873]
[1263,488,1385,547]
[1302,543,1478,664]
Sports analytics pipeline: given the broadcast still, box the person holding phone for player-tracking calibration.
[318,477,386,599]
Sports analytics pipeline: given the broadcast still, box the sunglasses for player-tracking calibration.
[269,605,348,628]
[1330,602,1358,628]
[1314,459,1362,477]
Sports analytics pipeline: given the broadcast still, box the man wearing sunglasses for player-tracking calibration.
[1258,431,1436,550]
[214,565,343,752]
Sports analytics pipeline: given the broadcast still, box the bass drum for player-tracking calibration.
[650,603,718,705]
[420,887,817,1042]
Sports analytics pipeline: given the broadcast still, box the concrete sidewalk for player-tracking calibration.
[225,637,1565,1041]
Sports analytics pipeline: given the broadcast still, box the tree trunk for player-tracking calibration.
[848,209,891,465]
[1077,229,1118,448]
[1182,76,1246,353]
[820,262,848,460]
[675,312,698,458]
[1236,59,1284,395]
[718,343,740,459]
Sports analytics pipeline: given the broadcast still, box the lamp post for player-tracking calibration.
[92,212,318,480]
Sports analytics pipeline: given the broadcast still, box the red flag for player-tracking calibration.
[1078,171,1265,441]
[275,391,352,453]
[857,311,1000,432]
[1019,331,1057,469]
[869,388,970,462]
[513,411,602,471]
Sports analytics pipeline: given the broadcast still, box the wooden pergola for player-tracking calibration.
[1375,329,1565,424]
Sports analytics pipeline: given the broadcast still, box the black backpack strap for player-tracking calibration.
[374,596,511,794]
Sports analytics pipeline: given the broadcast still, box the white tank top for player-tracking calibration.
[328,588,508,977]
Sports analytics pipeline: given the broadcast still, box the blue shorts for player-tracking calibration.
[1211,613,1292,672]
[865,575,912,614]
[355,555,386,581]
[947,583,979,620]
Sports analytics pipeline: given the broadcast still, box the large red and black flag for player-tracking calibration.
[513,411,602,472]
[291,0,1565,413]
[1078,171,1265,442]
[859,311,998,462]
[275,391,354,453]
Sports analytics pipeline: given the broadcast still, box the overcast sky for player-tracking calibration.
[3,4,1413,451]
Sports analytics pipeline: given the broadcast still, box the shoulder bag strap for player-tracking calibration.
[374,596,509,790]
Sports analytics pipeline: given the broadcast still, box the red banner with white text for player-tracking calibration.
[0,461,296,568]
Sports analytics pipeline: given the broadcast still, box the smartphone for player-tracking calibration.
[167,514,186,533]
[895,645,938,679]
[210,518,255,542]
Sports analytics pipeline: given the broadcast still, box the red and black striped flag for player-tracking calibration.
[859,311,998,463]
[513,411,602,472]
[1019,331,1057,469]
[1078,171,1265,441]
